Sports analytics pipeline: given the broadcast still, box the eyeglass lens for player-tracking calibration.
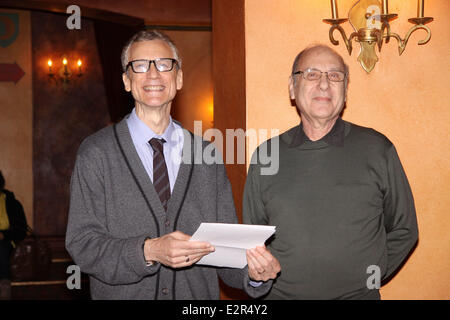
[129,59,176,73]
[295,69,345,82]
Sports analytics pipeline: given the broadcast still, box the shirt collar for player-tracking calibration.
[289,117,345,148]
[127,108,178,148]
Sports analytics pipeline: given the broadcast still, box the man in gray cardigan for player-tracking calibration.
[66,30,280,300]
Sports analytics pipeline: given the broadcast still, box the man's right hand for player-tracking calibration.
[143,231,215,268]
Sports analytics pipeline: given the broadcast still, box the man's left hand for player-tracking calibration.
[247,245,281,282]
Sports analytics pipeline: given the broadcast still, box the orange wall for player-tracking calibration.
[0,9,33,227]
[165,30,214,133]
[245,0,450,299]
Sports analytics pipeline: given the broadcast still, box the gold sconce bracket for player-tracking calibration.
[323,0,433,73]
[408,17,434,26]
[381,15,433,55]
[387,23,432,55]
[323,18,354,55]
[379,13,397,45]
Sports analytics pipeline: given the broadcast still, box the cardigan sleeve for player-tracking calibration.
[382,144,418,280]
[65,142,160,285]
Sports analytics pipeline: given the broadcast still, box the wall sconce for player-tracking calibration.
[47,56,83,88]
[323,0,433,73]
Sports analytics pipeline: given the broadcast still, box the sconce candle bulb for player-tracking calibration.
[382,0,388,15]
[61,59,69,80]
[418,0,424,18]
[77,59,82,76]
[47,59,53,74]
[330,0,338,19]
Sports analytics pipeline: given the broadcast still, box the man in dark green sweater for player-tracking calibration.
[243,44,418,299]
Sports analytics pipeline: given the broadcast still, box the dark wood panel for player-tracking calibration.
[32,11,110,236]
[0,0,211,26]
[212,0,246,223]
[212,0,249,301]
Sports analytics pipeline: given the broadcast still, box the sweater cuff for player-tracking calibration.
[128,236,161,277]
[242,266,273,298]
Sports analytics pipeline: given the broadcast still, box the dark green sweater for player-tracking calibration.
[243,119,418,299]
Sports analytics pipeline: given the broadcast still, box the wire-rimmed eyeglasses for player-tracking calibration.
[292,68,346,82]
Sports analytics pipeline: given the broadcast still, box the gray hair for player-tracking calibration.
[121,30,182,73]
[291,44,349,82]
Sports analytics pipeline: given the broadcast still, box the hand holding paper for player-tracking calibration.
[144,231,214,268]
[190,223,276,268]
[247,245,281,282]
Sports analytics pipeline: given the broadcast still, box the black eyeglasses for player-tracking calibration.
[126,58,178,73]
[293,68,346,82]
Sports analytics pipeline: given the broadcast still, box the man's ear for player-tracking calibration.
[122,72,131,92]
[289,76,296,100]
[344,79,348,102]
[176,69,183,90]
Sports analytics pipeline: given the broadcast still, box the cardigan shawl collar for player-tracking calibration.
[114,118,195,231]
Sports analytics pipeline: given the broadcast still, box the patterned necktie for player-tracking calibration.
[149,138,170,211]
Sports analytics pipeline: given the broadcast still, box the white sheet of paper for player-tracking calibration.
[190,223,276,268]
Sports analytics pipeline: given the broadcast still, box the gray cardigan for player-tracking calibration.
[65,117,271,299]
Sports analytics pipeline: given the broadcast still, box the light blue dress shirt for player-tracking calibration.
[126,108,184,193]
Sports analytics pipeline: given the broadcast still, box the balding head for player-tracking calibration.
[291,44,349,85]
